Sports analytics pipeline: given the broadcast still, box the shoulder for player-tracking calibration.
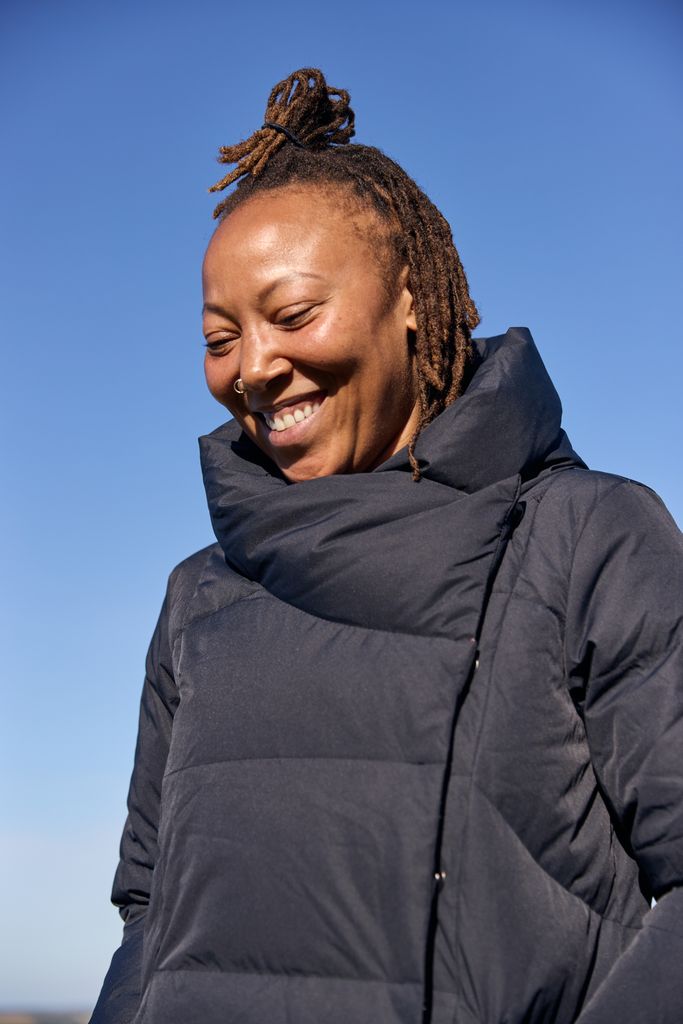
[543,471,681,630]
[506,468,680,617]
[530,465,642,511]
[527,467,679,545]
[163,542,225,637]
[167,542,223,593]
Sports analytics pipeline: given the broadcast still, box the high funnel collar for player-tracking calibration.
[200,327,583,501]
[198,329,584,635]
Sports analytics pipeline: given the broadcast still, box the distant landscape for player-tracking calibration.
[0,1014,89,1024]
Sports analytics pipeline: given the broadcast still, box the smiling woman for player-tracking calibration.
[91,69,683,1024]
[202,188,419,480]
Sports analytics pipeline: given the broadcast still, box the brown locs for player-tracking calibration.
[209,68,480,479]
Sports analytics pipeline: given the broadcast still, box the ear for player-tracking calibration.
[399,266,417,332]
[405,289,417,333]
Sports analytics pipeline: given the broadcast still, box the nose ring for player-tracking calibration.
[233,378,247,395]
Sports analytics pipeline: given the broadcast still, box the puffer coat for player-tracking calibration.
[91,328,683,1024]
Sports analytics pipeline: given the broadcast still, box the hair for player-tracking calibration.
[209,68,479,480]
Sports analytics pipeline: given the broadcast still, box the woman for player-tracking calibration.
[91,69,683,1024]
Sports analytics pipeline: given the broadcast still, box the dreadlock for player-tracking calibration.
[209,68,480,480]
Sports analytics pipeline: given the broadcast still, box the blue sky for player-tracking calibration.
[1,0,681,1010]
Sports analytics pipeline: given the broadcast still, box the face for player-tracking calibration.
[202,186,419,482]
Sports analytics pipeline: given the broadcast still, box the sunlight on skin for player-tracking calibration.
[202,187,420,482]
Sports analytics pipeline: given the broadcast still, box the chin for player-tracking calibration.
[281,463,336,483]
[277,451,349,483]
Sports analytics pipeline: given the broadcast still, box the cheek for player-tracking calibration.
[302,313,361,375]
[362,326,412,398]
[204,357,240,420]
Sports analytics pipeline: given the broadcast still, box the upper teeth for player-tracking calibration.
[265,402,320,432]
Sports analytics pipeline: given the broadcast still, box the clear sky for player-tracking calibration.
[1,0,681,1010]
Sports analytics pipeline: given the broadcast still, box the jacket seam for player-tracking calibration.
[168,547,221,650]
[152,965,425,986]
[562,478,634,678]
[163,754,447,780]
[638,920,683,939]
[467,488,536,778]
[445,481,527,1023]
[176,586,470,645]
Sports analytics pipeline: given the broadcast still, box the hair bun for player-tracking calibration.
[209,68,355,210]
[264,68,355,149]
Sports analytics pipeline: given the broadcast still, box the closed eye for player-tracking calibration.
[277,306,316,328]
[204,336,238,354]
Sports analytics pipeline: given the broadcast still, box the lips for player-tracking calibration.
[254,391,326,437]
[264,400,321,432]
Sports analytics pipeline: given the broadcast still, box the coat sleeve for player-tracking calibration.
[90,585,179,1024]
[564,480,683,1024]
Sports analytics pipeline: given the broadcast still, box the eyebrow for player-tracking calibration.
[202,272,326,316]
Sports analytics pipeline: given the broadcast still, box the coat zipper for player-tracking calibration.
[421,479,521,1023]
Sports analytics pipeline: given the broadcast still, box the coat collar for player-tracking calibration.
[198,328,584,636]
[200,326,584,501]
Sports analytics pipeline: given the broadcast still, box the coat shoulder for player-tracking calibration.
[501,468,675,621]
[164,542,225,637]
[168,542,223,593]
[523,466,674,548]
[529,465,646,513]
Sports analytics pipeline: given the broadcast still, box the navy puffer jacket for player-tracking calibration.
[92,328,683,1024]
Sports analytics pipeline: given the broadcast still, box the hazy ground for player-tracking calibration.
[0,1014,89,1023]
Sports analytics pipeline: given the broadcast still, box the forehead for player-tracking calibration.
[203,186,388,286]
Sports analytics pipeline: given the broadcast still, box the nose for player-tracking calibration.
[239,324,293,394]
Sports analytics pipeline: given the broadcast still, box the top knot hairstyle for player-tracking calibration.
[209,68,480,479]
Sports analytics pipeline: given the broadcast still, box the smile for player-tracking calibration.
[255,392,326,438]
[264,401,321,432]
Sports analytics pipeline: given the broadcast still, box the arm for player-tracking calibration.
[90,586,178,1024]
[565,481,683,1023]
